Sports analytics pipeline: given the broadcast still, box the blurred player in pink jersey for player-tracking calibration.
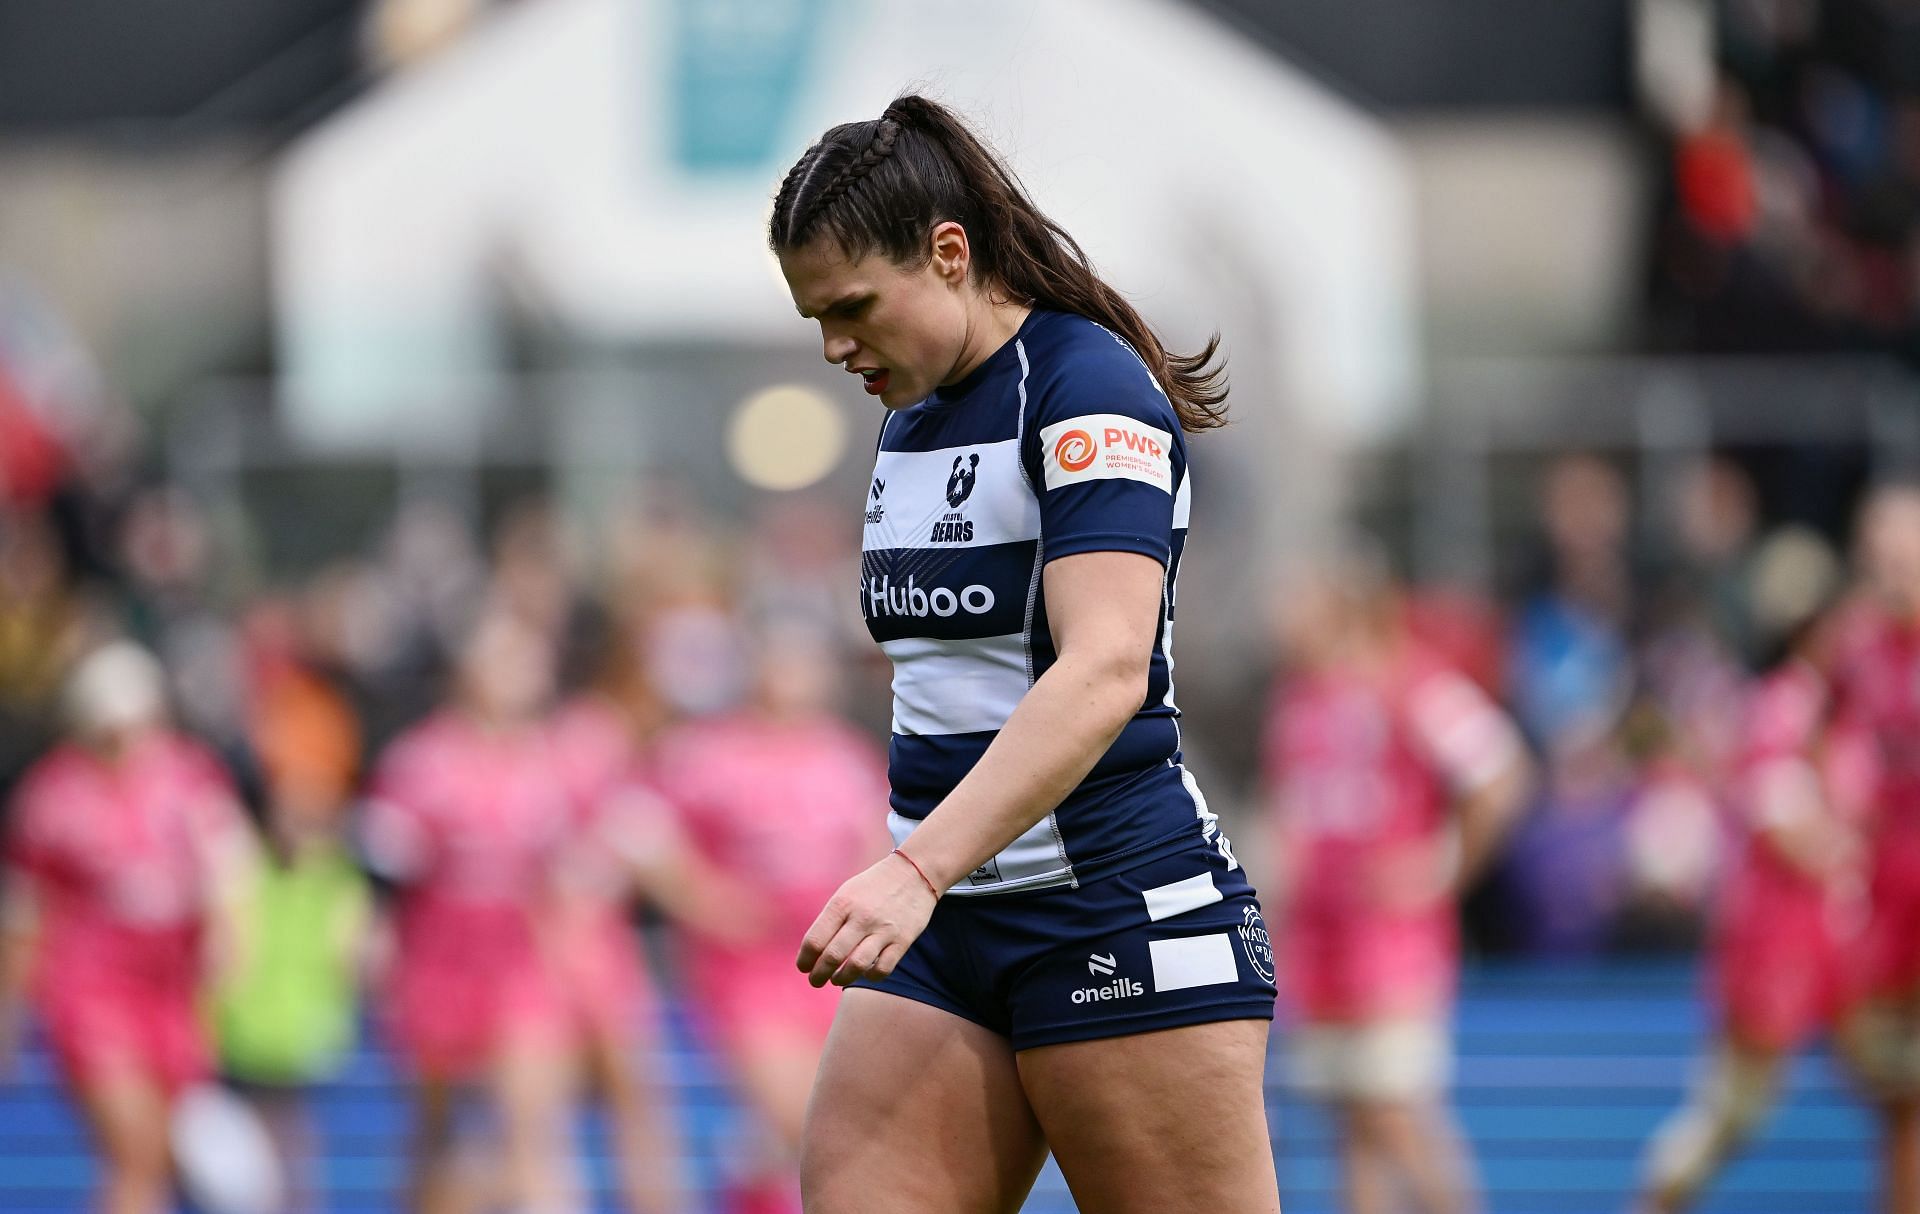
[1832,484,1920,1214]
[1263,561,1529,1214]
[1635,529,1870,1213]
[548,679,707,1214]
[1,641,255,1214]
[653,621,890,1214]
[362,608,581,1214]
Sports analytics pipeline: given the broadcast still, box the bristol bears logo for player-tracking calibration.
[945,453,980,507]
[1237,904,1275,984]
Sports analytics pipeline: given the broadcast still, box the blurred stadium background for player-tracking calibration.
[1,0,1915,1210]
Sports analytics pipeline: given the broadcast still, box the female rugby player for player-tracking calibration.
[2,642,255,1214]
[1633,535,1865,1214]
[362,609,581,1214]
[770,94,1282,1214]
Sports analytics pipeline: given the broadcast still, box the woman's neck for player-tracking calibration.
[945,295,1031,386]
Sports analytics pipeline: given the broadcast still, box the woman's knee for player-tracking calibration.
[1342,1100,1401,1144]
[79,1073,170,1170]
[83,1085,172,1214]
[495,1036,573,1116]
[100,1124,171,1183]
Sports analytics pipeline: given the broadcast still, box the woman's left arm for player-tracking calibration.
[797,549,1164,987]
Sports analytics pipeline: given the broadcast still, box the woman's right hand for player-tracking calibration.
[796,851,939,989]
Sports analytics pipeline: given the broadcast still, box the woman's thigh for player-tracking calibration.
[801,989,1048,1214]
[1017,1017,1279,1214]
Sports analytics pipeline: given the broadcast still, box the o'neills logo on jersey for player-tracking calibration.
[1072,977,1145,1004]
[1072,953,1144,1004]
[863,574,996,619]
[1039,413,1174,494]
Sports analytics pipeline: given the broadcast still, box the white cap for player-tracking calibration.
[63,640,168,735]
[1750,526,1842,646]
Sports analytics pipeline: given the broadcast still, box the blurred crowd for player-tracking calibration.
[1463,451,1771,957]
[1647,0,1920,358]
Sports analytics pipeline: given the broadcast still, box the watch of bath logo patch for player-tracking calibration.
[1238,904,1275,984]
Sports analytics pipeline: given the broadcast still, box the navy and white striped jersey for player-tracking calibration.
[861,308,1225,896]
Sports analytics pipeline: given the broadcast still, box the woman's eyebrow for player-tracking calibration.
[799,292,870,320]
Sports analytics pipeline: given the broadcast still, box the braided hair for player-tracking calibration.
[768,95,1227,432]
[773,111,904,247]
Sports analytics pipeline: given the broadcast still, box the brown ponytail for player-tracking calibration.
[769,95,1227,433]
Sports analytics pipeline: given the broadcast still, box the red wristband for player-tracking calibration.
[891,847,939,898]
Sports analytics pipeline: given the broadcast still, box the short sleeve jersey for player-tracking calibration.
[5,732,242,931]
[360,713,572,905]
[861,309,1218,895]
[1262,650,1521,919]
[1831,604,1920,830]
[653,713,888,926]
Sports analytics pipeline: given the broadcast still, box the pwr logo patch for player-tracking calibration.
[1054,429,1097,472]
[1039,414,1173,493]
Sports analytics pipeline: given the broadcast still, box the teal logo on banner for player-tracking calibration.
[671,0,828,173]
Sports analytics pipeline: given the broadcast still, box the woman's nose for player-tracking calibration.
[822,330,857,365]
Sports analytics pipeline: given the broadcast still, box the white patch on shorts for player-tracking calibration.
[1141,872,1222,922]
[1148,933,1239,992]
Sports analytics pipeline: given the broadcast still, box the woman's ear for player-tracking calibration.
[929,220,970,284]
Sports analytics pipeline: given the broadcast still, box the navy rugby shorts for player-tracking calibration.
[854,834,1277,1049]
